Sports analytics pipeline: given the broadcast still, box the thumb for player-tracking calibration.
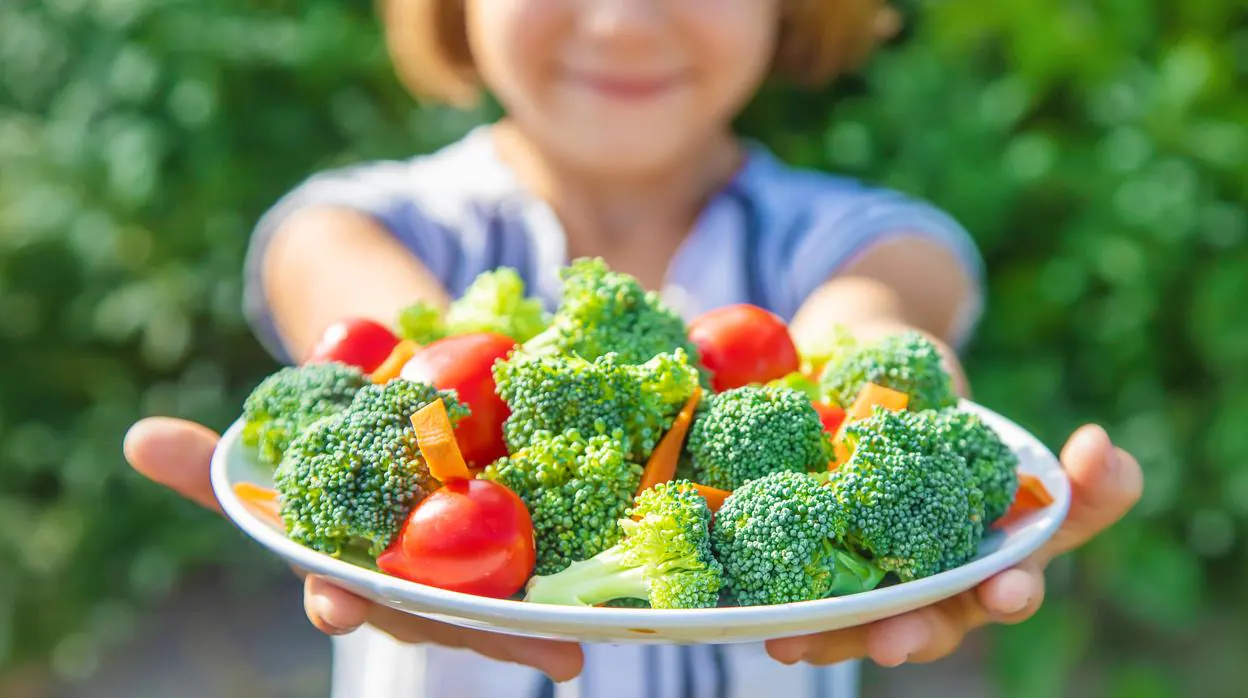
[124,417,223,513]
[1042,424,1143,560]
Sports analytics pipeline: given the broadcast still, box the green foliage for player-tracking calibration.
[524,480,722,609]
[480,429,643,575]
[685,385,832,490]
[712,471,885,606]
[1,0,1243,691]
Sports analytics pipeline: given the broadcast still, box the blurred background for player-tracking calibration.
[1,1,1245,697]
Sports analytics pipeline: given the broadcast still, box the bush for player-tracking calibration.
[2,1,1244,694]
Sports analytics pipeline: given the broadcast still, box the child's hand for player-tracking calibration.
[123,417,585,682]
[765,424,1143,667]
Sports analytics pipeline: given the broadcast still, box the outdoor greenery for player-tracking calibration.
[1,0,1245,696]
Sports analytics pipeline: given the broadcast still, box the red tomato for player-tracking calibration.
[304,318,400,373]
[688,304,800,392]
[813,402,847,435]
[377,479,535,598]
[400,333,516,468]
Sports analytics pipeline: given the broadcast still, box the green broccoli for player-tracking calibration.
[521,257,701,367]
[241,362,368,468]
[480,429,643,575]
[711,471,884,606]
[827,407,985,581]
[524,480,722,608]
[493,349,699,462]
[914,408,1019,525]
[274,409,438,558]
[819,331,958,412]
[396,267,550,344]
[349,378,471,425]
[685,386,833,490]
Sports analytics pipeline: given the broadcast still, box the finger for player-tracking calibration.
[306,577,584,681]
[124,417,222,512]
[867,590,983,666]
[1043,425,1144,559]
[304,575,372,635]
[766,627,868,666]
[976,561,1046,625]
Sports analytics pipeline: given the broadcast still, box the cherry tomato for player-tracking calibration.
[377,479,535,598]
[400,333,516,468]
[304,318,400,373]
[813,401,847,435]
[688,304,800,392]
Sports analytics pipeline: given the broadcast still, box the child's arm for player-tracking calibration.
[260,207,451,361]
[788,235,976,394]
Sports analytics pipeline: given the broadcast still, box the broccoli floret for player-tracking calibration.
[349,378,471,424]
[914,409,1019,524]
[711,471,885,606]
[686,386,833,490]
[493,349,699,462]
[827,408,985,581]
[274,409,438,558]
[241,362,368,468]
[819,331,958,412]
[480,429,643,575]
[396,302,445,345]
[521,258,701,367]
[797,324,859,377]
[524,480,722,608]
[396,267,550,344]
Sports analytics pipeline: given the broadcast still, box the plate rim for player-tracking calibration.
[210,399,1072,630]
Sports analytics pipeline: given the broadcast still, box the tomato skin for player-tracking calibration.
[304,318,400,373]
[400,333,516,468]
[377,479,535,598]
[813,402,847,435]
[688,304,800,392]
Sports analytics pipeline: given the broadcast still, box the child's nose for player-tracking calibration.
[580,0,664,42]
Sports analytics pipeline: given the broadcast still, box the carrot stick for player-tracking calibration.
[830,383,911,467]
[636,388,702,497]
[411,398,472,481]
[992,473,1055,529]
[371,340,420,384]
[691,483,731,512]
[233,482,282,528]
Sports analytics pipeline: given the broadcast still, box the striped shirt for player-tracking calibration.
[243,125,985,698]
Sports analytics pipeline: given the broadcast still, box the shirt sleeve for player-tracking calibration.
[782,187,987,350]
[242,160,463,364]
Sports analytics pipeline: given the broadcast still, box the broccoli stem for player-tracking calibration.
[827,547,887,595]
[524,547,650,606]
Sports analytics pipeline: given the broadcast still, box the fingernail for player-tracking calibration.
[1001,594,1030,615]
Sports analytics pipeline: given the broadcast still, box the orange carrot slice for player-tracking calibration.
[691,483,731,512]
[411,397,472,482]
[636,387,702,497]
[992,473,1055,529]
[831,383,911,466]
[234,482,282,528]
[371,340,420,384]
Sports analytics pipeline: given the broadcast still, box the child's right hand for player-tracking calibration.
[122,416,586,682]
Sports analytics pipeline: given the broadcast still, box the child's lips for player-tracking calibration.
[565,72,684,100]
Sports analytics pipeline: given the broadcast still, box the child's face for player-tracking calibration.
[466,0,779,174]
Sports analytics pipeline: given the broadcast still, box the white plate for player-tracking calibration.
[210,400,1070,644]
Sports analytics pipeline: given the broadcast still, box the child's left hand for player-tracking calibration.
[765,423,1143,667]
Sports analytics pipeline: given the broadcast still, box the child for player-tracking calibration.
[123,1,1144,696]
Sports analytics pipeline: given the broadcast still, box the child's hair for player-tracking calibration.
[382,0,901,107]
